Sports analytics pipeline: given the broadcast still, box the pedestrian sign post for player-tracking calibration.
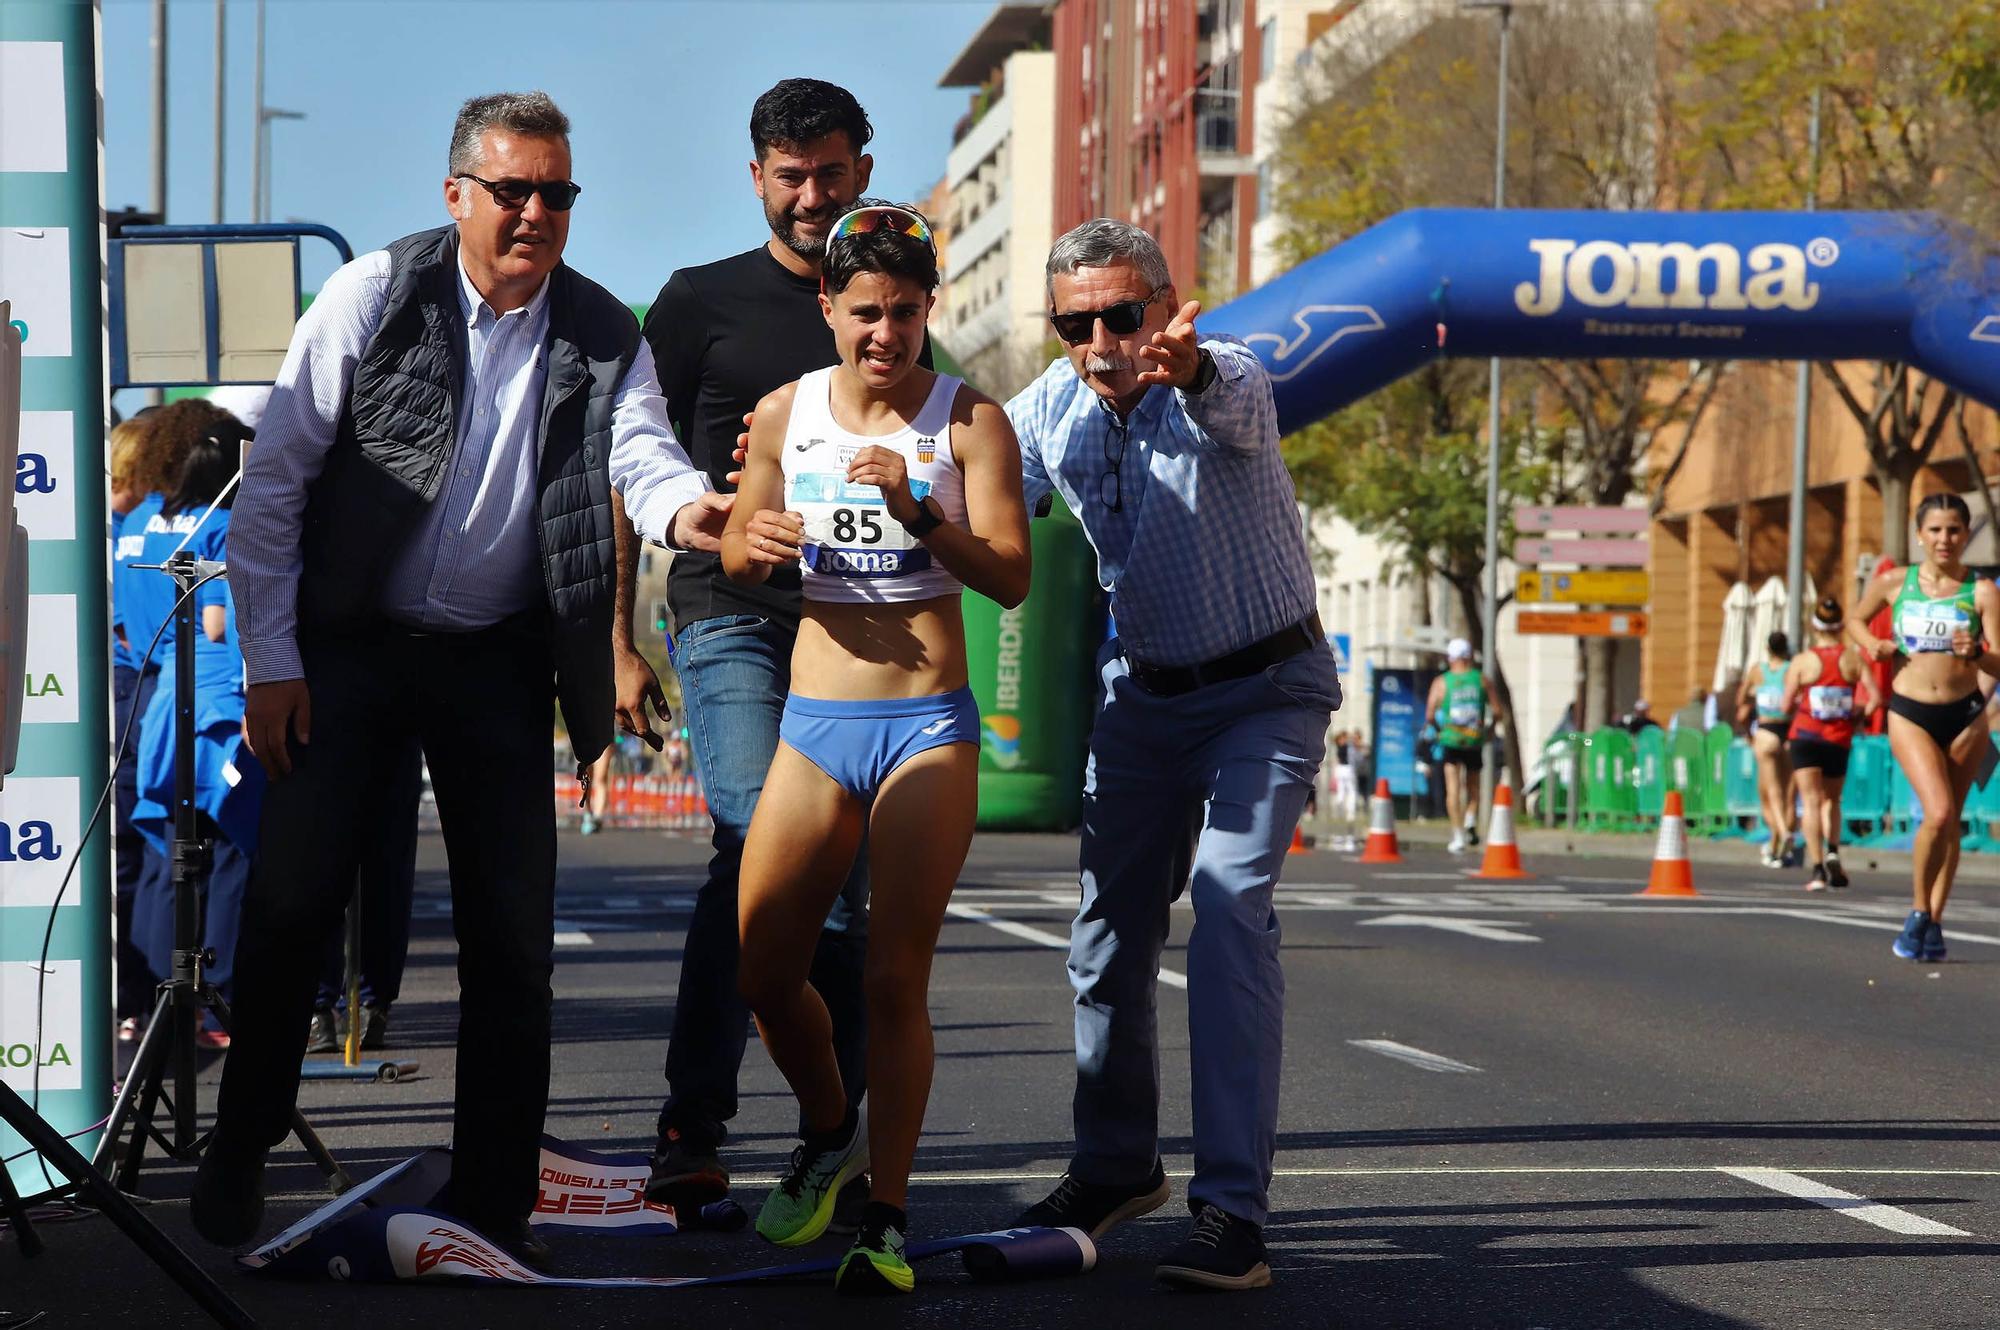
[1518,611,1649,637]
[1513,537,1650,567]
[1515,570,1651,605]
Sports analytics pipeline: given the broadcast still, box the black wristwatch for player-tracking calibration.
[1187,348,1219,395]
[900,495,945,539]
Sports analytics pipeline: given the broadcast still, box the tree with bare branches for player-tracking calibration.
[1274,0,1723,735]
[1670,0,2000,559]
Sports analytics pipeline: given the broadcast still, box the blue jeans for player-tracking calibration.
[660,612,869,1131]
[1067,638,1338,1227]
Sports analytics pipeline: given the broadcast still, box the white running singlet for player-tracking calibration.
[781,366,968,604]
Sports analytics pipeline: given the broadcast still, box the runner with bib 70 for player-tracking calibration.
[1849,493,2000,962]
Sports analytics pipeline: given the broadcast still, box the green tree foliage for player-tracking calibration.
[1272,0,1719,734]
[1670,0,2000,559]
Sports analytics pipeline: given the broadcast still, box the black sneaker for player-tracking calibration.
[305,1007,339,1054]
[360,1004,391,1051]
[646,1119,729,1208]
[1824,853,1849,889]
[189,1134,267,1248]
[828,1172,872,1235]
[1805,863,1829,893]
[1017,1159,1169,1238]
[1155,1202,1272,1291]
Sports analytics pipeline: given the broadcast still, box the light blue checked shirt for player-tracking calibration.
[1006,336,1319,669]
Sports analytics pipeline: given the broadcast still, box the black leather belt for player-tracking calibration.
[1126,613,1323,697]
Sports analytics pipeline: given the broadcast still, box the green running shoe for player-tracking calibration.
[835,1211,913,1295]
[756,1109,869,1247]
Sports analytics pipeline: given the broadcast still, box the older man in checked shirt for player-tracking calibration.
[1007,219,1340,1292]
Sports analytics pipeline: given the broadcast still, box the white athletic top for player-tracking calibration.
[782,366,968,604]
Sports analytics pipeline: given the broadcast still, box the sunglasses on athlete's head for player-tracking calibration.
[458,173,583,211]
[829,205,935,252]
[1048,288,1166,346]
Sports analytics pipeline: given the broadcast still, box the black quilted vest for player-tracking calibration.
[296,225,633,763]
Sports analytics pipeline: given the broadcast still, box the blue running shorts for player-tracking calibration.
[780,686,982,800]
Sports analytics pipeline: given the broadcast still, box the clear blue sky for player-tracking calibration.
[102,0,994,302]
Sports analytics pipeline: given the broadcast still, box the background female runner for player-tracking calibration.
[722,202,1031,1295]
[1737,631,1796,868]
[1849,494,2000,961]
[1781,601,1874,891]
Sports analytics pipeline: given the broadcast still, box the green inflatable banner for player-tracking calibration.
[964,501,1100,831]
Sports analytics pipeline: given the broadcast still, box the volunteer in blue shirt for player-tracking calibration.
[1006,219,1340,1292]
[129,417,260,1050]
[111,401,236,1032]
[108,411,161,1036]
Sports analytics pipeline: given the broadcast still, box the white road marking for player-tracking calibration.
[945,903,1189,990]
[1768,909,2000,947]
[1369,872,1474,882]
[283,1164,2000,1195]
[1719,1166,1972,1236]
[1348,1038,1482,1073]
[1357,913,1541,943]
[553,921,593,947]
[605,896,643,909]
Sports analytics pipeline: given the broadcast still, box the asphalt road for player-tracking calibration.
[8,824,1999,1328]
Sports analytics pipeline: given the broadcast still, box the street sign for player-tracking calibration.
[1514,505,1650,535]
[1518,611,1649,637]
[1515,570,1651,605]
[1513,537,1650,567]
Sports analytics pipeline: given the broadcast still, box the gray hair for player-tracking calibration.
[448,91,571,176]
[1045,218,1173,303]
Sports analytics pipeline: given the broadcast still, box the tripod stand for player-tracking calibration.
[91,551,348,1194]
[1,1082,255,1328]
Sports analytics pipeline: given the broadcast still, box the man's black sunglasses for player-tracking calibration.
[459,174,583,211]
[1048,288,1164,345]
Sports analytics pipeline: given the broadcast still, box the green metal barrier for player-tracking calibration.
[1581,728,1638,830]
[1667,726,1706,828]
[1722,734,1768,839]
[1634,725,1668,822]
[1963,737,2000,851]
[1700,725,1734,835]
[1857,749,1917,847]
[1841,734,1891,843]
[1539,731,1582,822]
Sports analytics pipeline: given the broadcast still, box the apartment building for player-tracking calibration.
[938,3,1059,399]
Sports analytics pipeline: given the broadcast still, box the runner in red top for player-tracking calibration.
[1782,598,1878,891]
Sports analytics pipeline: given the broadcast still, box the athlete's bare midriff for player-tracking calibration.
[791,593,969,700]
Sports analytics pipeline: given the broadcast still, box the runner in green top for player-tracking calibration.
[1426,638,1504,855]
[1733,632,1796,868]
[1850,493,2000,964]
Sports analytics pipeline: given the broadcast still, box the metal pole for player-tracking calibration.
[250,0,265,222]
[1479,3,1511,826]
[150,0,167,216]
[1785,0,1826,647]
[211,0,226,223]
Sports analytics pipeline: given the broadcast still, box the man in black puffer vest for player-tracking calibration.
[194,91,728,1269]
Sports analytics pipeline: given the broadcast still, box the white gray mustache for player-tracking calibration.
[1085,353,1133,374]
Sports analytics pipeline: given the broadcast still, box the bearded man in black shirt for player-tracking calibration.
[612,78,926,1215]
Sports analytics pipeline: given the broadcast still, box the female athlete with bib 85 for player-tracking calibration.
[722,203,1031,1295]
[1849,493,2000,961]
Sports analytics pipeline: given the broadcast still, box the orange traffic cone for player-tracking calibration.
[1359,778,1403,863]
[1288,821,1309,855]
[1472,782,1531,879]
[1641,790,1699,896]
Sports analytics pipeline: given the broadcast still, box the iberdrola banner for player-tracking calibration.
[242,1136,1096,1291]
